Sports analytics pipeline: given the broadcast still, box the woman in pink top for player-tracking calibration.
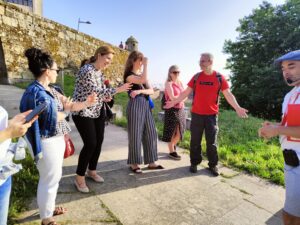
[162,65,186,160]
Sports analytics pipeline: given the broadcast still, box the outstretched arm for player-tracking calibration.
[222,89,248,118]
[259,121,300,139]
[164,87,193,109]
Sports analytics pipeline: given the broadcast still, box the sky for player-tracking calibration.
[43,0,286,88]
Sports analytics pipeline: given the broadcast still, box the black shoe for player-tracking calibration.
[168,152,181,160]
[190,164,197,173]
[208,166,219,176]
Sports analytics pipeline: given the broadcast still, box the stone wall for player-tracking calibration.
[0,1,128,84]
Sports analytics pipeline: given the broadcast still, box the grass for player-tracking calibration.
[14,73,75,97]
[114,92,284,186]
[8,152,39,225]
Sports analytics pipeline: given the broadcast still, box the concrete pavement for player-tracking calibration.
[0,84,285,225]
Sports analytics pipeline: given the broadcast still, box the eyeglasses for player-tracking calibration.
[172,71,180,74]
[50,68,61,73]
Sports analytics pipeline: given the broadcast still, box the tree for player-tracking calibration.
[223,0,300,120]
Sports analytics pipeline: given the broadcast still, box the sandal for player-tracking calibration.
[130,166,143,174]
[148,165,164,170]
[53,206,67,216]
[41,220,60,225]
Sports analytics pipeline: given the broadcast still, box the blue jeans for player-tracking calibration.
[0,176,12,225]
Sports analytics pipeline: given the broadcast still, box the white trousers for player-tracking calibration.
[37,135,65,219]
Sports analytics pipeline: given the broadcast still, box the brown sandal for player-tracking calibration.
[41,221,60,225]
[53,206,67,216]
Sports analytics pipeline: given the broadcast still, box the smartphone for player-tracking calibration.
[25,102,48,123]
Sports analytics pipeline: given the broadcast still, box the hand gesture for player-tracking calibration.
[142,57,148,65]
[258,121,278,139]
[86,92,98,107]
[7,110,36,138]
[164,100,175,109]
[236,107,248,118]
[118,83,132,93]
[130,90,139,98]
[63,97,73,110]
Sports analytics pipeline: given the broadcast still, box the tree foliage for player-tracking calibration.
[223,0,300,120]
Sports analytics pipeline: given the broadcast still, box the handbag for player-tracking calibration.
[64,134,75,158]
[101,102,114,121]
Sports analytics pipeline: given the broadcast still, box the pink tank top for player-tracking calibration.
[165,82,184,109]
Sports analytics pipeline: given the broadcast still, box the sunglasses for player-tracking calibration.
[172,71,180,74]
[50,68,61,73]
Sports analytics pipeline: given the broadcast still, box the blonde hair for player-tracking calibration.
[166,65,180,82]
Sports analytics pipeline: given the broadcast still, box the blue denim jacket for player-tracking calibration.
[19,80,57,162]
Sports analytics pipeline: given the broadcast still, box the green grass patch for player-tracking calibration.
[14,73,75,97]
[8,152,39,225]
[113,95,284,186]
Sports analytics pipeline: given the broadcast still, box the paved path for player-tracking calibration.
[1,84,285,225]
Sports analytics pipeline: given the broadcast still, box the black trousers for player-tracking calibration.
[190,113,218,167]
[72,115,105,176]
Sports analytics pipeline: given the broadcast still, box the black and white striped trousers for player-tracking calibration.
[126,96,158,165]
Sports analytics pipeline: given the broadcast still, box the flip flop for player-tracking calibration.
[148,165,164,170]
[53,206,67,216]
[130,167,143,174]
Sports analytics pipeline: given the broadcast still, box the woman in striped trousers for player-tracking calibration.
[123,51,164,174]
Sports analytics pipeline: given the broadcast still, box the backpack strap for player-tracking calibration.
[192,72,200,105]
[193,72,200,89]
[216,72,222,104]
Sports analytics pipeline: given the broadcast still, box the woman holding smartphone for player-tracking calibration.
[123,51,164,174]
[20,47,97,225]
[72,46,131,193]
[0,108,35,225]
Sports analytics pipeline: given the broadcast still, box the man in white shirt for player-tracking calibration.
[259,50,300,225]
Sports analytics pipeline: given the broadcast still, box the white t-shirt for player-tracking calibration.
[280,86,300,158]
[0,106,11,163]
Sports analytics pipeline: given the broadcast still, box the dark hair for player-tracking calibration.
[80,58,89,68]
[123,50,144,83]
[89,55,96,63]
[24,47,54,78]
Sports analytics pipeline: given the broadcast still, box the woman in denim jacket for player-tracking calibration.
[20,47,97,225]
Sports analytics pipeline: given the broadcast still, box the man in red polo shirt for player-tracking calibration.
[165,53,248,175]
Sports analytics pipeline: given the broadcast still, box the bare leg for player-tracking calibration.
[283,210,300,225]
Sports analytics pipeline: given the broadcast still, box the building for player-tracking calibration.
[125,36,138,52]
[4,0,43,16]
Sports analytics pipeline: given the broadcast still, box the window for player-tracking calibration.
[6,0,33,8]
